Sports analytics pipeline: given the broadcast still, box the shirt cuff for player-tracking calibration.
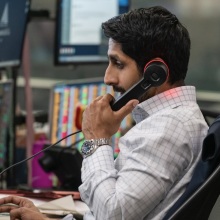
[81,145,114,182]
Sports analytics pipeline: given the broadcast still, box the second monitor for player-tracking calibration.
[49,77,133,158]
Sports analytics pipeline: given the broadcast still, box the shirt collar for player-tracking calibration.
[132,86,197,123]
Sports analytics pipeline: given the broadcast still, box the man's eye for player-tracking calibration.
[115,61,124,69]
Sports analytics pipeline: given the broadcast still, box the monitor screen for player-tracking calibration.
[0,80,12,170]
[49,78,133,158]
[0,0,30,68]
[54,0,130,65]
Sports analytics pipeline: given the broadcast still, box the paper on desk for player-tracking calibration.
[37,195,90,217]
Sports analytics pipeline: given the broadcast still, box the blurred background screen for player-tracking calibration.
[0,81,12,171]
[0,0,30,68]
[54,0,130,65]
[49,78,133,158]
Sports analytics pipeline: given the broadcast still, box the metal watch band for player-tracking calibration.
[94,138,111,146]
[82,138,111,158]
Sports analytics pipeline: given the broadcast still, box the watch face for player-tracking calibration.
[81,140,95,157]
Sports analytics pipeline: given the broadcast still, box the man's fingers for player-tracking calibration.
[0,196,34,208]
[0,204,17,213]
[116,99,139,119]
[0,196,22,207]
[9,208,20,220]
[10,207,43,220]
[102,93,115,103]
[10,207,27,220]
[101,93,138,119]
[94,95,103,101]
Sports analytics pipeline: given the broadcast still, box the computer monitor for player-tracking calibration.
[0,0,30,68]
[49,78,133,157]
[0,80,12,171]
[54,0,130,65]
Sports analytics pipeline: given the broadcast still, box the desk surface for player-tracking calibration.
[0,192,88,220]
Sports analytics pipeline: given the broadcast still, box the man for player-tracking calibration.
[78,6,208,220]
[0,6,208,220]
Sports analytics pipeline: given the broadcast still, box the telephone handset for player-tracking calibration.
[110,60,169,111]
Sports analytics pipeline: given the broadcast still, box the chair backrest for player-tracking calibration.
[163,115,220,220]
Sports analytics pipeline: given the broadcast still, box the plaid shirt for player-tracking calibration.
[79,86,208,220]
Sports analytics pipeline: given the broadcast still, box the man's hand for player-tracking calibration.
[0,196,49,220]
[82,94,139,139]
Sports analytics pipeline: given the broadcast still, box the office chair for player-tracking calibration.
[163,115,220,220]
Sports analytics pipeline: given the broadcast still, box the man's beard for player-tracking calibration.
[139,88,155,102]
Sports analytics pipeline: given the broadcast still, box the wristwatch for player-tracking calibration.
[81,138,111,158]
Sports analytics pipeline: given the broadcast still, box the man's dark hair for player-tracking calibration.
[102,6,191,85]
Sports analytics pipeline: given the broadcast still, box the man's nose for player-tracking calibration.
[104,66,118,85]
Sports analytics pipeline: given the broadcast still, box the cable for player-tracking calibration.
[68,137,84,148]
[0,130,82,176]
